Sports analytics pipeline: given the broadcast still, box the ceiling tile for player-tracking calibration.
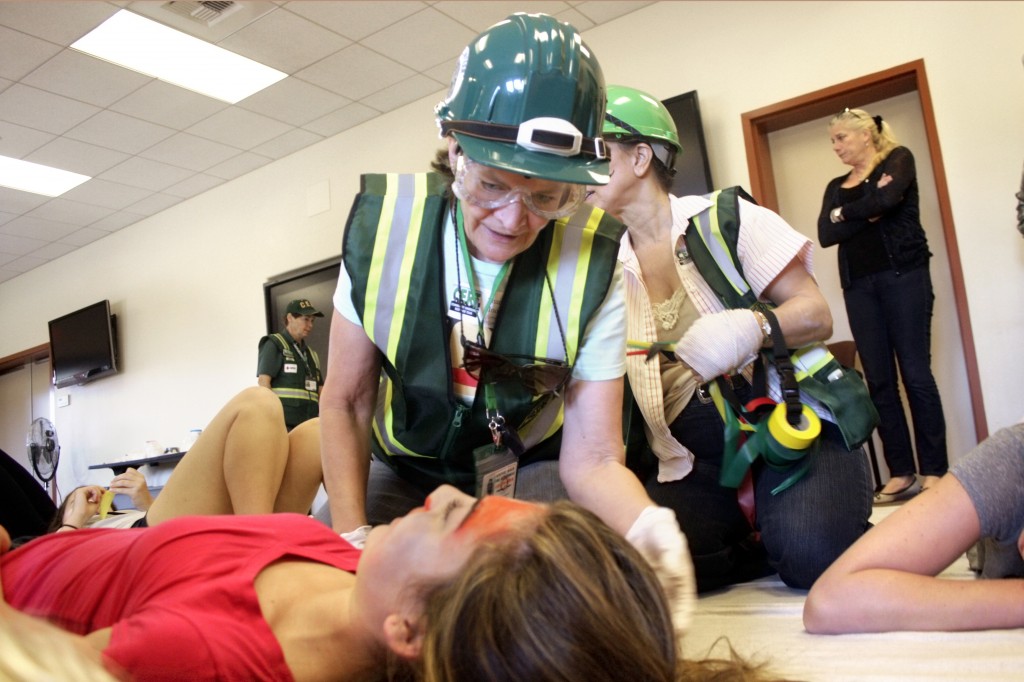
[361,7,476,72]
[252,127,325,161]
[60,225,112,246]
[302,101,379,138]
[1,252,49,272]
[139,132,241,173]
[0,231,46,255]
[204,151,273,180]
[124,192,184,217]
[87,210,146,232]
[0,0,638,280]
[28,240,77,260]
[0,1,116,44]
[109,80,229,129]
[61,178,154,211]
[0,120,55,158]
[0,187,48,215]
[361,74,445,113]
[26,196,113,225]
[64,110,177,156]
[218,7,352,74]
[162,173,226,200]
[0,83,100,135]
[286,1,426,41]
[239,77,349,127]
[98,157,194,192]
[0,25,62,81]
[432,2,572,32]
[295,43,413,100]
[186,107,293,150]
[25,136,130,176]
[22,49,152,108]
[0,214,79,241]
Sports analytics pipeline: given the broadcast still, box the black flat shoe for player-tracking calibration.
[873,477,921,505]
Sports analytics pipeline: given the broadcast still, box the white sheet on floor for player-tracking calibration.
[681,505,1024,681]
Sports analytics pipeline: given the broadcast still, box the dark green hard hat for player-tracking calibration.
[435,13,609,185]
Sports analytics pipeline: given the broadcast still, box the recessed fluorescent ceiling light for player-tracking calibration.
[0,155,91,197]
[71,10,286,104]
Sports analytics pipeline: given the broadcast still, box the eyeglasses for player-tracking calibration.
[452,155,585,220]
[461,337,572,397]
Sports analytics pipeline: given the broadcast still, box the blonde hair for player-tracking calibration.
[829,108,900,168]
[389,501,790,682]
[0,608,118,682]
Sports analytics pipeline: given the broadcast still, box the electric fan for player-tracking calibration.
[26,417,60,483]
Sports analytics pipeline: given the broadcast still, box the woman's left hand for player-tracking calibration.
[62,486,106,530]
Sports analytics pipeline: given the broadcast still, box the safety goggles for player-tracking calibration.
[452,155,585,220]
[461,337,572,397]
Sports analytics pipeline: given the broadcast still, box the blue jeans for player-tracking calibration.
[844,265,948,478]
[645,387,873,591]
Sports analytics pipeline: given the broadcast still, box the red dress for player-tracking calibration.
[2,513,360,681]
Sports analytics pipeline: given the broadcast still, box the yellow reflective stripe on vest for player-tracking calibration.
[365,174,429,457]
[693,189,751,301]
[272,387,318,402]
[542,205,604,364]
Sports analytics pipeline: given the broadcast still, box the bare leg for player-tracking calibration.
[274,418,323,514]
[147,387,290,524]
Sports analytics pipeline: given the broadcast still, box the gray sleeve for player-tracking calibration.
[949,423,1024,545]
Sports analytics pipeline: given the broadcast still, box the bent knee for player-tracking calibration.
[237,385,285,420]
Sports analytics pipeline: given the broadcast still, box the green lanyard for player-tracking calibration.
[454,204,512,439]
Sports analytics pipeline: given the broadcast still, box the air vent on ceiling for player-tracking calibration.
[163,1,242,27]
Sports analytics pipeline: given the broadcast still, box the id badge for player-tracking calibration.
[305,379,318,391]
[473,443,518,498]
[284,362,298,374]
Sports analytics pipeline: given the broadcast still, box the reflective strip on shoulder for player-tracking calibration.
[545,205,604,364]
[693,189,751,300]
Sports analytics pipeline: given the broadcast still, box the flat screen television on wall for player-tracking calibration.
[48,300,120,388]
[661,90,714,197]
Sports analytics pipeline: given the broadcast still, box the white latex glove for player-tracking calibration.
[675,309,762,383]
[340,525,372,549]
[625,506,696,644]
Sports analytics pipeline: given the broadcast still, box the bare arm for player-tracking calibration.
[761,257,833,349]
[557,376,649,534]
[319,310,382,533]
[804,475,1024,633]
[257,375,272,388]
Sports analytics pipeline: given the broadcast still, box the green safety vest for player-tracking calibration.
[261,332,322,426]
[685,187,878,452]
[342,172,624,491]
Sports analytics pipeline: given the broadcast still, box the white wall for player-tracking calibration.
[1,1,1022,495]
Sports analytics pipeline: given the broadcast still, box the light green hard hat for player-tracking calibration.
[434,13,609,185]
[603,85,682,155]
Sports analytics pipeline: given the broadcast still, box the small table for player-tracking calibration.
[89,450,187,476]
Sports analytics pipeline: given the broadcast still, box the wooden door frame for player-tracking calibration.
[740,59,987,441]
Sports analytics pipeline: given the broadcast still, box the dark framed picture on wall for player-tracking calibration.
[263,256,340,378]
[661,90,714,197]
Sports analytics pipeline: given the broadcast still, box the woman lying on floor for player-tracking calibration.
[804,422,1024,633]
[34,386,322,539]
[2,480,789,682]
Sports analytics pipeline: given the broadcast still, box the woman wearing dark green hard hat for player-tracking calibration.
[589,85,873,593]
[319,15,696,649]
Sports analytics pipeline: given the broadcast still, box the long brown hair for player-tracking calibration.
[391,501,790,682]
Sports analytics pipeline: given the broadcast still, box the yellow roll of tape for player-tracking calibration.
[767,403,821,451]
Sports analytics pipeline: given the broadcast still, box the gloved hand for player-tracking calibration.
[625,506,696,644]
[675,309,763,383]
[340,525,372,549]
